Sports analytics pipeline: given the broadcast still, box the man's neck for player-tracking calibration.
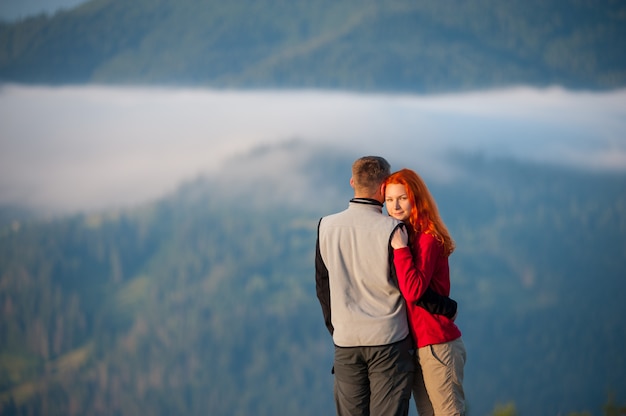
[350,197,383,206]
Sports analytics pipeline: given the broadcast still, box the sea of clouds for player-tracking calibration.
[0,0,87,21]
[1,84,625,215]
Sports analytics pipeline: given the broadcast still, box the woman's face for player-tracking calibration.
[385,183,412,222]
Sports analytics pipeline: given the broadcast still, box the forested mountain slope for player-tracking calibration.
[1,143,625,415]
[1,0,624,92]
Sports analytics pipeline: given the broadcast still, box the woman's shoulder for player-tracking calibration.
[415,231,444,253]
[417,231,440,245]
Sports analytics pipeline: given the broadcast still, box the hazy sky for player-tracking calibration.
[1,84,625,215]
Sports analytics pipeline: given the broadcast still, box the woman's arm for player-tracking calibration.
[392,228,457,318]
[391,227,438,303]
[393,246,430,303]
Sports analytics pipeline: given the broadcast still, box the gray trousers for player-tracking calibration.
[333,336,415,416]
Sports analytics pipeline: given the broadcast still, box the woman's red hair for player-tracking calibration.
[384,168,455,256]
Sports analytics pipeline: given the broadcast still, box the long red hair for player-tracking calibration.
[384,168,455,256]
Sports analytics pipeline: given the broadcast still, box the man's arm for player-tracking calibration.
[315,219,334,336]
[415,287,457,319]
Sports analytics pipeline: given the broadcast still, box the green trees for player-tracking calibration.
[490,394,626,416]
[1,0,625,91]
[1,154,625,415]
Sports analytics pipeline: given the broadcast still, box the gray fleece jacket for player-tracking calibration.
[315,198,409,347]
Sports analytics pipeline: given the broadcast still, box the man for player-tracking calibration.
[315,156,457,416]
[315,156,414,416]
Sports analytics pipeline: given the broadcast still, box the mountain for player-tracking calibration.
[1,142,625,415]
[0,0,625,92]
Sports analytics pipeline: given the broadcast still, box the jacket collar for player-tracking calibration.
[349,198,383,207]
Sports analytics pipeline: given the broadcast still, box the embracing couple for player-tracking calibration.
[315,156,466,416]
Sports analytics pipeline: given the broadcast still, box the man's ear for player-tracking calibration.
[349,177,355,188]
[379,183,386,198]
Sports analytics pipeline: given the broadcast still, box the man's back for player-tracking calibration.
[318,199,408,347]
[315,156,414,416]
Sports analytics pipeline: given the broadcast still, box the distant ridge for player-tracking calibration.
[0,0,625,92]
[1,145,625,415]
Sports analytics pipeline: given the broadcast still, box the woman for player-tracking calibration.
[384,168,466,416]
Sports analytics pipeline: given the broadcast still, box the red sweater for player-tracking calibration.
[394,232,462,348]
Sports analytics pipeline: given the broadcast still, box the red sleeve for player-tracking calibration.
[393,233,441,303]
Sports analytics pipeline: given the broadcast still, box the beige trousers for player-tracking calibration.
[413,337,466,416]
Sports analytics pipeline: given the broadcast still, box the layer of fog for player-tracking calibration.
[0,0,87,21]
[1,84,625,215]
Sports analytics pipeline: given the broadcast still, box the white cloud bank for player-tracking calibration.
[1,84,625,214]
[0,0,88,21]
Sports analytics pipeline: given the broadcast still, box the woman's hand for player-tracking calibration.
[391,225,408,249]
